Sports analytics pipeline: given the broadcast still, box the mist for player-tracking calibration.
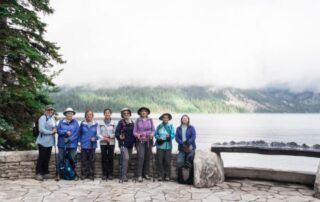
[44,0,320,92]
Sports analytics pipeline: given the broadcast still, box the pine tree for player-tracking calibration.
[0,0,64,150]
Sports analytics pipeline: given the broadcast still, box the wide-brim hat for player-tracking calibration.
[121,108,132,118]
[159,113,172,121]
[45,105,55,111]
[137,107,151,115]
[63,107,76,116]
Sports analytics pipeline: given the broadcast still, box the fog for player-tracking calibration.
[44,0,320,92]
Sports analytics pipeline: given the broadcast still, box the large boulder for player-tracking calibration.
[314,163,320,198]
[193,149,224,188]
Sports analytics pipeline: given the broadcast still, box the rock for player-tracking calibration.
[193,150,224,188]
[314,162,320,198]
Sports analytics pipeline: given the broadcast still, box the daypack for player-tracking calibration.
[59,151,76,180]
[33,114,49,138]
[177,160,193,185]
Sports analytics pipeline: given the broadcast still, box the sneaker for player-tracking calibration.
[165,177,170,181]
[138,176,143,182]
[102,176,107,180]
[90,176,94,181]
[74,175,79,181]
[35,174,43,181]
[158,177,162,181]
[108,176,113,180]
[143,175,150,180]
[123,176,128,182]
[80,176,85,180]
[55,175,60,181]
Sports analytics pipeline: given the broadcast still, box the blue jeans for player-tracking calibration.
[58,148,77,176]
[177,150,195,168]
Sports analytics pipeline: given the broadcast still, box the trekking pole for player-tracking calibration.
[148,138,155,182]
[119,141,124,183]
[53,132,59,181]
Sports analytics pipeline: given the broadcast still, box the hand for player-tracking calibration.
[52,128,57,134]
[77,145,81,153]
[64,137,68,143]
[149,135,153,140]
[166,134,170,140]
[91,137,96,142]
[120,134,125,140]
[66,131,71,136]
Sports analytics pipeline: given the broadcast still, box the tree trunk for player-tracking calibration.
[0,12,7,88]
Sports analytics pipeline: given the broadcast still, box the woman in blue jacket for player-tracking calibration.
[155,113,175,181]
[57,107,79,181]
[175,114,196,168]
[79,110,98,180]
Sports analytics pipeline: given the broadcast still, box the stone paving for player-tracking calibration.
[0,179,319,202]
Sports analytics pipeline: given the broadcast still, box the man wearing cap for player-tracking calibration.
[35,105,57,181]
[57,107,80,180]
[133,107,155,182]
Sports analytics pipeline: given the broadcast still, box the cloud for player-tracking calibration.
[44,0,320,92]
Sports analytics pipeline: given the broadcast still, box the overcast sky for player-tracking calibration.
[44,0,320,92]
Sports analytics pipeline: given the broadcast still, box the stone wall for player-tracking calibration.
[0,150,178,180]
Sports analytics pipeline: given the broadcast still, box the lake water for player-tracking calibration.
[57,113,320,173]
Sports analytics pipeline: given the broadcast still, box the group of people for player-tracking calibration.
[35,105,197,183]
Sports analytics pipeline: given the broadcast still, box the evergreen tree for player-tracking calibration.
[0,0,64,150]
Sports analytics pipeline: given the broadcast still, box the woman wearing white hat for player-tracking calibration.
[57,107,80,180]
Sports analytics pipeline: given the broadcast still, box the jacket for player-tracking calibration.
[115,119,136,148]
[155,122,175,150]
[97,119,116,146]
[79,120,98,149]
[175,125,196,152]
[57,118,79,149]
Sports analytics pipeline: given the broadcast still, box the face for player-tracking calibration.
[46,109,54,116]
[65,112,74,120]
[104,110,112,120]
[181,116,189,125]
[122,111,131,119]
[162,115,170,123]
[140,110,148,118]
[85,111,94,122]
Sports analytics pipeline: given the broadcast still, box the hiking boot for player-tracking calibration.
[74,175,79,181]
[143,175,150,180]
[35,174,43,181]
[43,174,51,180]
[138,176,143,182]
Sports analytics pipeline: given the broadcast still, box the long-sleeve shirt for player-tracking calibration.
[133,118,155,141]
[36,113,56,147]
[155,122,175,150]
[97,119,116,146]
[78,120,98,149]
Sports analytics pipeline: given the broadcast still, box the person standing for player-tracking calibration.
[57,107,80,180]
[79,110,98,180]
[115,108,136,182]
[97,108,116,180]
[35,105,57,181]
[133,107,155,182]
[155,113,175,181]
[175,114,196,169]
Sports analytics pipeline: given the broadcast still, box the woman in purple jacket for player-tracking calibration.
[133,107,155,182]
[175,115,196,168]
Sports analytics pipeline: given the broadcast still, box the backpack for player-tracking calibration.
[177,160,194,185]
[59,152,76,180]
[33,115,49,138]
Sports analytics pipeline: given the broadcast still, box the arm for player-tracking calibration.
[97,123,104,140]
[170,125,175,140]
[175,127,183,145]
[154,125,160,139]
[188,126,196,144]
[38,115,53,135]
[133,119,140,138]
[150,119,155,137]
[68,121,80,142]
[57,120,67,137]
[115,121,122,141]
[109,121,117,139]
